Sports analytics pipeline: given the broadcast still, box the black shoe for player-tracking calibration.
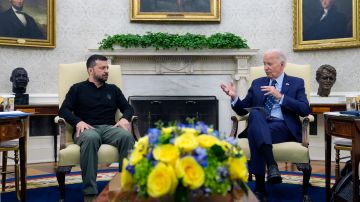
[266,164,282,184]
[254,191,268,202]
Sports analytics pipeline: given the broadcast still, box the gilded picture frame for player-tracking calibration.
[0,0,55,48]
[293,0,359,51]
[130,0,221,22]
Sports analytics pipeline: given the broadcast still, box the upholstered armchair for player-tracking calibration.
[55,62,140,201]
[230,63,314,202]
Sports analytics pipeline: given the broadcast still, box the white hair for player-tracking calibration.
[264,49,287,64]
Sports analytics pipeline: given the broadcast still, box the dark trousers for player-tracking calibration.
[247,109,292,176]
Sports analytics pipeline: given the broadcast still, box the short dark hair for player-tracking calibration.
[86,54,108,69]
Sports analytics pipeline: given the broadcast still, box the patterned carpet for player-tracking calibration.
[1,169,117,193]
[1,170,335,193]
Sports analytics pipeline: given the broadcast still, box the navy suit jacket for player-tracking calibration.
[232,74,310,142]
[0,9,45,39]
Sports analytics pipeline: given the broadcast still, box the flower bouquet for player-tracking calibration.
[121,122,248,202]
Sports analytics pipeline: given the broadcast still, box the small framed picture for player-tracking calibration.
[293,0,359,51]
[0,0,55,48]
[130,0,221,22]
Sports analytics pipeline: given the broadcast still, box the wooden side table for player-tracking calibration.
[310,103,346,114]
[15,104,59,161]
[0,115,29,201]
[324,113,360,202]
[309,103,346,135]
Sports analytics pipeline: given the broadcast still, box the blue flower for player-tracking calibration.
[126,164,135,175]
[194,147,208,167]
[204,187,212,196]
[146,149,154,160]
[177,123,187,129]
[148,128,160,145]
[212,130,220,138]
[148,128,160,136]
[195,121,208,134]
[225,137,237,146]
[217,166,228,179]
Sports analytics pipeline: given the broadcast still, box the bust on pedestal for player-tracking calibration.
[10,67,29,105]
[316,64,336,97]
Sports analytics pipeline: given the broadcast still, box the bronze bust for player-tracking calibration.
[316,64,336,97]
[10,67,29,104]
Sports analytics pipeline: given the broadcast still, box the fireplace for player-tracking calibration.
[129,96,218,136]
[88,48,258,134]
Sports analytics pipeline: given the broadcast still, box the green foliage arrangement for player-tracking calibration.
[98,32,249,50]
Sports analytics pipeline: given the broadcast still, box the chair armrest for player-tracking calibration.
[300,114,315,123]
[131,116,141,141]
[54,116,65,124]
[230,114,314,146]
[301,114,314,148]
[54,116,67,150]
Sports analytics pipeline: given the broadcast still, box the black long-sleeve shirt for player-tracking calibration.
[59,80,134,128]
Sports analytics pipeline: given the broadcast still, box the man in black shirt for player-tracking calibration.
[59,54,135,197]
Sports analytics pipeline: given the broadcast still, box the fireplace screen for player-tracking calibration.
[129,96,218,136]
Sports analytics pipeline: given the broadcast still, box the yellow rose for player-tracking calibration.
[197,135,220,149]
[174,133,199,152]
[228,156,248,182]
[153,144,180,166]
[162,127,174,135]
[129,149,144,165]
[147,162,176,198]
[181,128,198,135]
[168,164,178,195]
[219,140,231,153]
[176,156,205,190]
[134,136,149,154]
[121,159,133,191]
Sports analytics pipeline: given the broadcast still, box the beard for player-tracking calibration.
[93,73,108,84]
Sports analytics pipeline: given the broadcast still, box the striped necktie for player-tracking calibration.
[264,80,277,115]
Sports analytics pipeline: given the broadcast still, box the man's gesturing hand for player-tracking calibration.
[75,121,94,137]
[220,81,237,101]
[261,85,282,100]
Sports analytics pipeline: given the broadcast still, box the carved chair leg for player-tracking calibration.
[56,166,73,202]
[1,151,8,192]
[335,148,340,180]
[296,163,312,202]
[14,150,20,201]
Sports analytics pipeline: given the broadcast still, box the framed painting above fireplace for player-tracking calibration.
[130,0,221,22]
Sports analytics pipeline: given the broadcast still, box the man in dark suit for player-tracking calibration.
[303,0,351,41]
[221,49,310,201]
[0,0,45,39]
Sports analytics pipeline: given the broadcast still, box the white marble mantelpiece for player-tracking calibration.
[88,48,258,99]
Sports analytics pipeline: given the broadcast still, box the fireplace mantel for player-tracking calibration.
[88,48,258,57]
[88,48,258,98]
